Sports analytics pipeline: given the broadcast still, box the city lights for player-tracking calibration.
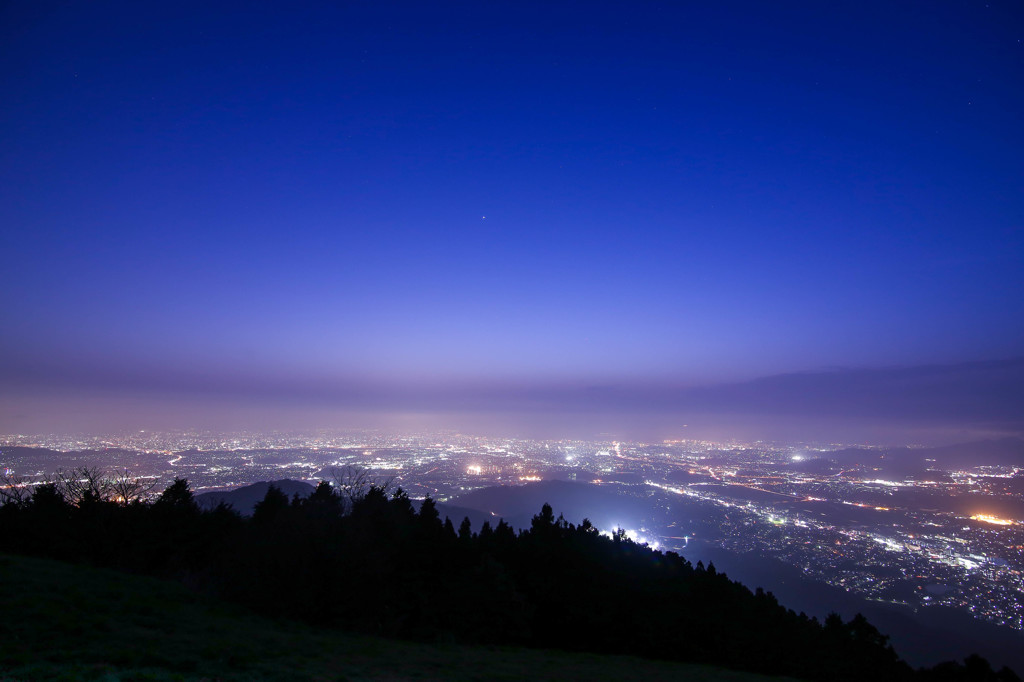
[971,514,1016,526]
[2,429,1024,633]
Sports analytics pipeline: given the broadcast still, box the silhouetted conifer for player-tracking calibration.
[252,484,289,524]
[28,482,67,512]
[458,516,473,542]
[154,478,196,510]
[0,476,1014,682]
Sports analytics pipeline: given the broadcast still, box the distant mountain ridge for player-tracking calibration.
[196,480,315,515]
[925,437,1024,469]
[195,480,497,528]
[807,437,1024,477]
[450,479,651,532]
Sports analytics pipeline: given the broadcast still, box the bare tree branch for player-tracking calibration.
[52,466,113,506]
[0,473,33,507]
[108,469,158,505]
[329,465,374,512]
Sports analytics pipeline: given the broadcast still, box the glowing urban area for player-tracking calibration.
[4,429,1024,633]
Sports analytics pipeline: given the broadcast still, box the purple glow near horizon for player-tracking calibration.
[1,2,1022,441]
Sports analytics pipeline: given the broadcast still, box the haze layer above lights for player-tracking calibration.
[0,1,1022,439]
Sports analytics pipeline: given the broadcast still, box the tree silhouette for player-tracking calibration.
[252,484,289,524]
[154,478,196,510]
[28,482,68,512]
[458,516,473,542]
[0,473,32,508]
[52,466,110,506]
[0,474,1015,682]
[108,469,156,505]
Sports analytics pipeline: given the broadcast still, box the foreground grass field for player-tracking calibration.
[0,553,794,681]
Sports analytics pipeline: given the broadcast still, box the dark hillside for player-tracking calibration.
[196,479,316,514]
[0,477,1018,682]
[451,479,652,531]
[0,553,789,681]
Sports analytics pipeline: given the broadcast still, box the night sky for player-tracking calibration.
[2,2,1022,441]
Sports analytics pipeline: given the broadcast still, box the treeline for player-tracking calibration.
[0,470,1018,682]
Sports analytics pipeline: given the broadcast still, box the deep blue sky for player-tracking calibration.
[2,1,1022,440]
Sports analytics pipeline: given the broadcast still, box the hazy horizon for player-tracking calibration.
[2,2,1022,446]
[4,356,1022,446]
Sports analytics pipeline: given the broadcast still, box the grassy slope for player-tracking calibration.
[0,553,796,682]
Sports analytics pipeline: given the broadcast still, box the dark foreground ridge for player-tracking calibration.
[0,553,786,681]
[0,474,1019,682]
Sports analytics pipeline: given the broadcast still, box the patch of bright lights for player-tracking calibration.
[598,526,661,550]
[970,514,1015,526]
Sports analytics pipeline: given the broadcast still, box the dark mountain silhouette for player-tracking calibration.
[690,358,1024,430]
[196,479,315,514]
[451,479,651,532]
[925,437,1024,469]
[791,438,1024,480]
[1,476,1019,682]
[433,501,493,532]
[451,479,1024,672]
[685,541,1024,674]
[4,552,797,681]
[195,480,496,528]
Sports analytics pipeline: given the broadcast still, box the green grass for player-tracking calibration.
[0,553,795,681]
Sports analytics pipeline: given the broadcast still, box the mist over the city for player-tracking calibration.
[4,356,1023,444]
